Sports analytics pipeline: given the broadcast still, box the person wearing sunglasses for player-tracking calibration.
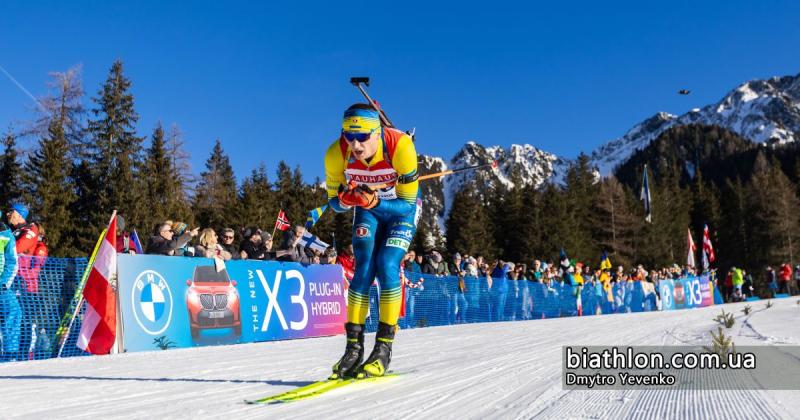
[324,103,421,379]
[218,228,240,260]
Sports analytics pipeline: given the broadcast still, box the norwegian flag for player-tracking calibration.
[702,224,715,271]
[687,228,697,268]
[274,209,291,232]
[77,214,118,355]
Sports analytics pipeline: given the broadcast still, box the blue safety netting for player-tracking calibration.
[364,272,661,332]
[1,256,89,362]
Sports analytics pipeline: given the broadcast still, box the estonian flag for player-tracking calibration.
[640,164,652,223]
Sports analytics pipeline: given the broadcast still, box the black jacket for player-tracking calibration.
[146,232,192,256]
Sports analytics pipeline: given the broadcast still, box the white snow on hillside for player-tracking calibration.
[2,299,799,419]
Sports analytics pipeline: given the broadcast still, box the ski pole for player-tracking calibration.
[418,160,498,182]
[364,160,498,190]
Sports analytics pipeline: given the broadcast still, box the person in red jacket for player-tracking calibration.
[336,244,355,291]
[779,263,792,295]
[5,203,48,293]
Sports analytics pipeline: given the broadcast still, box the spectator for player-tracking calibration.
[730,266,745,302]
[490,260,509,321]
[240,227,266,260]
[794,265,800,296]
[447,253,468,324]
[0,221,20,362]
[404,250,422,273]
[778,263,792,295]
[195,228,233,260]
[415,252,425,271]
[741,270,754,299]
[218,228,240,260]
[321,247,337,264]
[766,266,777,297]
[278,225,312,264]
[146,222,198,256]
[422,250,449,276]
[336,244,355,286]
[169,222,197,256]
[114,215,137,255]
[6,203,48,293]
[401,250,423,328]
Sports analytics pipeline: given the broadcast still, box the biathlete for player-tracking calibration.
[325,104,421,379]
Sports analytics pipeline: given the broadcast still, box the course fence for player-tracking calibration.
[0,256,723,362]
[1,256,89,362]
[364,272,673,332]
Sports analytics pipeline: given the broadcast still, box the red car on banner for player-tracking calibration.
[186,265,242,338]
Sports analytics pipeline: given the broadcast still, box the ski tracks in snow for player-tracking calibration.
[0,300,798,419]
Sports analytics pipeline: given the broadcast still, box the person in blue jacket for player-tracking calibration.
[0,221,20,362]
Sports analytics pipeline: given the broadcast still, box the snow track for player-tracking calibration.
[1,299,798,419]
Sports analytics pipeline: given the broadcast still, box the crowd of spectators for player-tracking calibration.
[139,220,336,265]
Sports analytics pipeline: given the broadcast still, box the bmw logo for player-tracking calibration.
[131,270,174,335]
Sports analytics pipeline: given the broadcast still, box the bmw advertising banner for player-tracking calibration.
[117,255,346,352]
[658,274,715,311]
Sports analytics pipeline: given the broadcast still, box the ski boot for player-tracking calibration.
[357,322,395,378]
[330,323,364,379]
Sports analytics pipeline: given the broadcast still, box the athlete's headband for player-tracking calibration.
[342,108,381,134]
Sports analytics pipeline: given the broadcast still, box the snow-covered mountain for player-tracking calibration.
[417,71,800,238]
[417,142,569,238]
[591,72,800,174]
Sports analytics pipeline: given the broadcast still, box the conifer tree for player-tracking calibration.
[238,163,276,229]
[446,183,494,257]
[26,119,77,255]
[83,60,145,232]
[689,169,721,240]
[538,182,570,262]
[718,177,750,271]
[273,161,307,231]
[193,139,238,230]
[141,123,172,234]
[591,176,639,267]
[563,153,599,259]
[0,131,24,211]
[746,154,800,268]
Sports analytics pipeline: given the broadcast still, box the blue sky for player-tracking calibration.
[1,1,799,181]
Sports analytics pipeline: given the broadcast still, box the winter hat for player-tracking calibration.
[10,203,29,220]
[171,221,188,236]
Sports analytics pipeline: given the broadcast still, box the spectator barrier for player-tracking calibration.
[117,255,345,352]
[1,256,89,362]
[1,257,728,362]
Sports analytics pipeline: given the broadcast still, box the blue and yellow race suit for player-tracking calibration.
[325,127,421,326]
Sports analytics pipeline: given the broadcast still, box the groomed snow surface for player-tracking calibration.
[2,299,799,419]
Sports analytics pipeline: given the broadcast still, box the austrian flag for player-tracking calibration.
[77,215,118,354]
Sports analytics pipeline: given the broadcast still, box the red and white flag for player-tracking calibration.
[687,228,696,268]
[702,224,715,271]
[77,214,118,354]
[274,209,291,232]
